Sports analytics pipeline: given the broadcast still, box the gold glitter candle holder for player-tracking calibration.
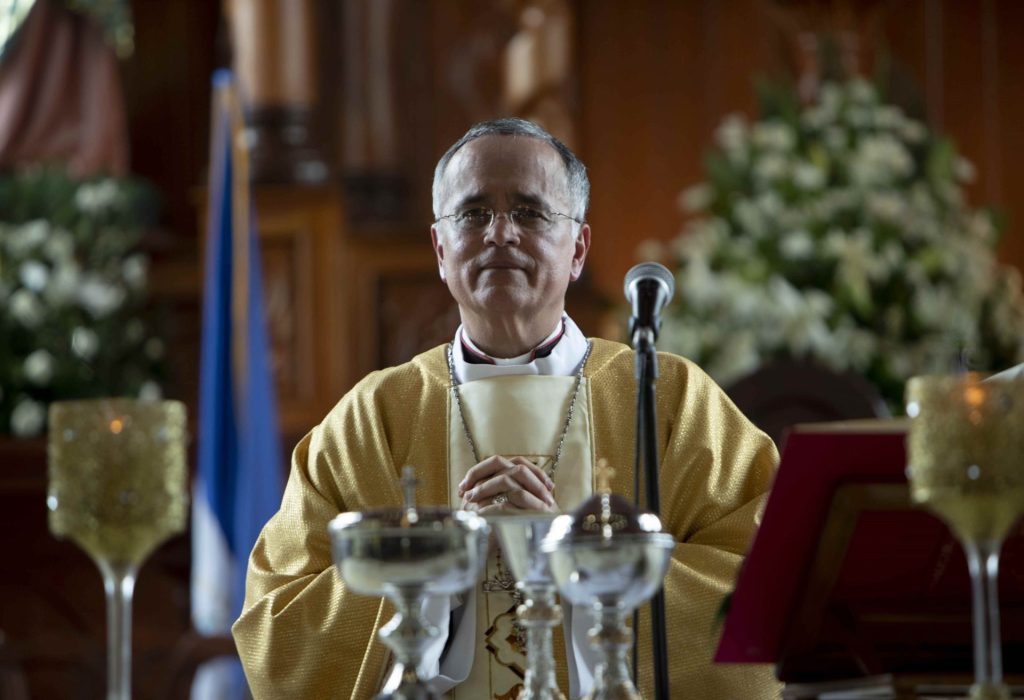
[906,374,1024,700]
[48,398,188,700]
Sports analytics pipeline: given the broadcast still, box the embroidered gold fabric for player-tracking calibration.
[232,339,783,699]
[447,375,593,698]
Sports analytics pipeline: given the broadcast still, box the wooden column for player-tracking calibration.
[225,0,329,183]
[338,0,410,223]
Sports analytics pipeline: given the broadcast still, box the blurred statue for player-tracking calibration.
[0,0,133,176]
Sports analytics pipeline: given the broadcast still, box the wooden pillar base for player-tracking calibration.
[245,105,330,185]
[342,172,410,225]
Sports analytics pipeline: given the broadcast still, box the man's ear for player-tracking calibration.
[569,223,591,281]
[430,225,447,281]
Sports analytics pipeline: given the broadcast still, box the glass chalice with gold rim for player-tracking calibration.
[47,398,189,700]
[906,374,1024,700]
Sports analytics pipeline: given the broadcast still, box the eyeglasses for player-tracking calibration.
[435,206,582,234]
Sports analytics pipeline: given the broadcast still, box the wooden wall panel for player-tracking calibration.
[123,0,222,242]
[251,187,349,439]
[578,0,782,301]
[878,0,1023,268]
[940,2,985,177]
[993,0,1024,268]
[377,270,462,368]
[877,2,929,115]
[347,239,448,375]
[260,217,317,405]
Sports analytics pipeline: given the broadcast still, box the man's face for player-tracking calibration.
[430,135,590,328]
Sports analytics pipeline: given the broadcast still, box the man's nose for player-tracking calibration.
[483,212,520,246]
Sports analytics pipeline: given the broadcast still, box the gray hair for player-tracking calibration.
[431,118,590,222]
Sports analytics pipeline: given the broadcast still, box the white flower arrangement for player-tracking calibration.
[651,79,1024,408]
[0,169,165,437]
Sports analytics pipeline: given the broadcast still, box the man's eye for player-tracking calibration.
[458,209,492,225]
[512,207,546,222]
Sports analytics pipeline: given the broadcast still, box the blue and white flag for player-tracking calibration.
[191,69,284,699]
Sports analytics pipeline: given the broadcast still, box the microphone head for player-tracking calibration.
[624,262,675,302]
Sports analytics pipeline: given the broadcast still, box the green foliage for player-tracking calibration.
[0,168,166,436]
[650,79,1024,410]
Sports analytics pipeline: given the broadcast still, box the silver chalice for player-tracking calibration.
[542,488,675,700]
[328,467,489,700]
[487,513,567,700]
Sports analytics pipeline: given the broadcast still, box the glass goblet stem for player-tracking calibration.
[589,605,640,700]
[519,582,564,700]
[98,560,138,700]
[963,539,1009,700]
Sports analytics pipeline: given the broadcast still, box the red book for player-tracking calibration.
[715,420,1024,681]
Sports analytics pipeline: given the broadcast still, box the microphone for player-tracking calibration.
[624,262,675,346]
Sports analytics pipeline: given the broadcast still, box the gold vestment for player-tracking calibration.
[233,339,782,699]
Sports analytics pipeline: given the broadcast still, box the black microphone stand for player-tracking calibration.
[632,324,670,700]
